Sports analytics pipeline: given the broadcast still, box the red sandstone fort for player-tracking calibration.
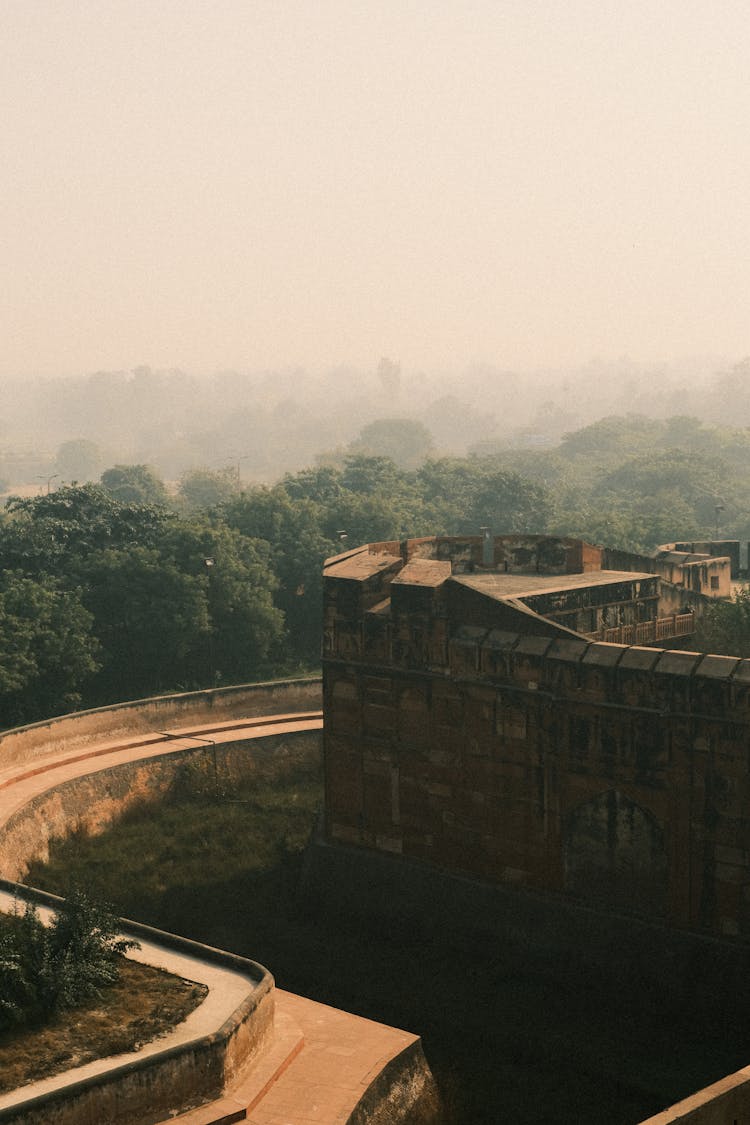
[322,533,749,940]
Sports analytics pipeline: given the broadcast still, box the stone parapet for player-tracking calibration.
[0,678,322,776]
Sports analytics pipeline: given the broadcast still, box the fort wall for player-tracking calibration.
[324,633,750,939]
[323,536,749,942]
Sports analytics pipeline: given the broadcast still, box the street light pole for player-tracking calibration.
[203,558,216,686]
[37,473,59,495]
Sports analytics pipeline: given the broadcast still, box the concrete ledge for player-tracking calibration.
[638,1065,750,1124]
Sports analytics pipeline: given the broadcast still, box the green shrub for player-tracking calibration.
[0,890,137,1031]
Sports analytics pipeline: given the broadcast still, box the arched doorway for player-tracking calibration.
[563,789,667,917]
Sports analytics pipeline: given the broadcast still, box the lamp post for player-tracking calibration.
[37,473,58,495]
[203,557,216,686]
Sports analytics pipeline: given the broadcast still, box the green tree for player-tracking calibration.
[417,458,552,536]
[340,454,405,496]
[1,485,170,578]
[349,418,434,469]
[163,521,284,683]
[55,439,103,483]
[222,487,335,661]
[0,572,99,728]
[558,415,663,459]
[178,467,237,512]
[80,547,210,702]
[693,589,750,658]
[592,450,734,546]
[0,891,136,1032]
[100,464,170,507]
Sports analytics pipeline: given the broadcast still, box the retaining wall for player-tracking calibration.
[1,730,321,882]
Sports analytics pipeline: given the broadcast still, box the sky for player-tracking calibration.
[2,1,750,378]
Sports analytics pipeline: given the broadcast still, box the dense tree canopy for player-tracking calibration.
[349,418,434,470]
[693,590,750,659]
[4,410,750,726]
[55,439,102,484]
[0,485,283,723]
[0,572,98,727]
[1,485,169,576]
[177,467,237,512]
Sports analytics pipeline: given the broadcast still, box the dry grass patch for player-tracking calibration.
[0,956,207,1094]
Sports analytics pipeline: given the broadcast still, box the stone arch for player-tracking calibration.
[563,789,667,917]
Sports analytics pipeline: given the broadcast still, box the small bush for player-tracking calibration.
[0,890,138,1031]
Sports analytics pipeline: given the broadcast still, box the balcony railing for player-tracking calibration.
[584,612,695,646]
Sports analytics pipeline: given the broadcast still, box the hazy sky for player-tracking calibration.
[3,1,750,377]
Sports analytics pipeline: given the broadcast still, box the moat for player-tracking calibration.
[26,765,750,1125]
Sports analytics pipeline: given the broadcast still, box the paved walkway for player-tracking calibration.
[0,712,323,863]
[247,991,417,1125]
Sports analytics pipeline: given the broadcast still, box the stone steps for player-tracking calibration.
[161,990,424,1125]
[160,1007,304,1125]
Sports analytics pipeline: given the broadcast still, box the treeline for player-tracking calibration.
[4,356,750,487]
[1,411,749,728]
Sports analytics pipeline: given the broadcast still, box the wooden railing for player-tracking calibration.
[584,612,695,646]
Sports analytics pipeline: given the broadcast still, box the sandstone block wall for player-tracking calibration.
[325,635,750,938]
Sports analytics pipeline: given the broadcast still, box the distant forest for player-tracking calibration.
[2,358,750,728]
[2,355,750,487]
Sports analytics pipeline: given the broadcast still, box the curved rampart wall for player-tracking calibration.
[0,677,322,774]
[0,682,323,1123]
[1,729,321,883]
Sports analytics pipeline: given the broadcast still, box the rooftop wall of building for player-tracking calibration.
[606,545,732,598]
[363,534,604,575]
